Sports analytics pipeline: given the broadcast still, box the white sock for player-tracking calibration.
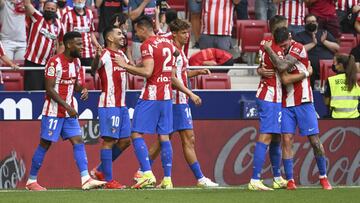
[198,177,207,182]
[81,174,91,185]
[163,176,171,181]
[319,175,327,179]
[274,176,283,182]
[250,178,261,182]
[26,178,37,185]
[143,170,153,176]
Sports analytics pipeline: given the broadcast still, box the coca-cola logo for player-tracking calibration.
[81,120,100,144]
[0,151,26,189]
[214,126,360,185]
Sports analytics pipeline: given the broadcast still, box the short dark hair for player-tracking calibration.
[133,15,153,30]
[269,15,287,33]
[102,26,118,47]
[63,31,82,46]
[165,9,178,25]
[44,0,58,7]
[304,14,317,23]
[111,13,128,27]
[169,19,190,33]
[273,27,290,44]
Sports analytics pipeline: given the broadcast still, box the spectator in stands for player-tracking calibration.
[235,0,248,20]
[95,0,128,46]
[129,0,156,64]
[189,48,234,73]
[293,14,340,88]
[0,41,20,90]
[355,6,360,33]
[110,12,134,65]
[188,0,202,48]
[274,0,305,35]
[324,54,360,118]
[305,0,341,39]
[62,0,101,67]
[0,0,26,61]
[338,1,360,34]
[23,0,64,90]
[56,0,72,20]
[199,0,240,52]
[350,44,360,62]
[255,0,277,20]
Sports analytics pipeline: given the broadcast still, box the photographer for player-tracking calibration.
[293,14,340,88]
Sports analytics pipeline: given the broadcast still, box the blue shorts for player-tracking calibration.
[256,99,282,134]
[98,107,131,139]
[188,0,202,13]
[173,104,193,132]
[40,116,82,142]
[281,103,319,136]
[131,99,173,135]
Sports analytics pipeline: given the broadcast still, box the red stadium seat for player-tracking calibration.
[338,34,357,54]
[198,73,231,89]
[85,73,96,90]
[2,72,24,91]
[167,0,187,12]
[319,59,336,89]
[237,20,268,52]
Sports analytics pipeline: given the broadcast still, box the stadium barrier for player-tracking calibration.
[0,91,359,189]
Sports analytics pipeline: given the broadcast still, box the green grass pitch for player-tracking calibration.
[1,186,359,203]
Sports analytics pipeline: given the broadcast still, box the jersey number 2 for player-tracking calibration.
[162,48,173,72]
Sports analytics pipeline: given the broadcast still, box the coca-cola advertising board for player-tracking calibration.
[0,120,358,189]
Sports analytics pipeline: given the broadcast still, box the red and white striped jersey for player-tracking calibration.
[57,6,72,20]
[201,0,234,36]
[277,0,305,26]
[256,36,283,103]
[336,0,360,11]
[0,42,4,84]
[24,10,64,65]
[62,8,95,59]
[42,53,81,117]
[172,46,189,105]
[97,48,129,107]
[139,36,176,100]
[282,41,313,107]
[0,42,4,57]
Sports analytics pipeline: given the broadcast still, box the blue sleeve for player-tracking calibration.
[129,0,140,10]
[326,31,337,43]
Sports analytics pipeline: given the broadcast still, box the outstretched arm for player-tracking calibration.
[24,0,36,17]
[187,69,211,78]
[114,56,154,78]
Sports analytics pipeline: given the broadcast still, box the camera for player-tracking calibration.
[156,0,167,14]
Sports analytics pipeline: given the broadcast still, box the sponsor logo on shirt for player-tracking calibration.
[39,28,57,40]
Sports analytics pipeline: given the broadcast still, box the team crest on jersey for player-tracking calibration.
[47,63,56,76]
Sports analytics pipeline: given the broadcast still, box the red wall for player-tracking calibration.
[0,120,359,189]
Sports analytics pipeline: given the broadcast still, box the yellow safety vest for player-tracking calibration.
[329,73,360,118]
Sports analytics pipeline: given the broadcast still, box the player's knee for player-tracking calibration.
[102,137,117,148]
[40,138,52,150]
[69,136,84,145]
[117,137,131,149]
[271,134,281,143]
[258,134,272,144]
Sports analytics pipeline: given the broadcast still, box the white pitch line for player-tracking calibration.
[0,185,359,193]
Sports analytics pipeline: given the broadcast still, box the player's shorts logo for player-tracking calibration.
[48,131,53,136]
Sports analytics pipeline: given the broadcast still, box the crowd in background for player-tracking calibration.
[0,0,359,118]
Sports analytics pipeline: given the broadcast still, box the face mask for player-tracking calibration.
[331,64,339,74]
[57,1,67,8]
[73,2,86,9]
[305,23,317,32]
[43,10,57,20]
